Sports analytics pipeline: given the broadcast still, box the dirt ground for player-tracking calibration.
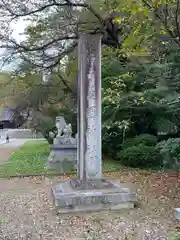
[0,147,14,165]
[0,139,28,165]
[0,171,179,240]
[0,144,179,239]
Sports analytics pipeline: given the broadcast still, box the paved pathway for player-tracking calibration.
[0,139,30,148]
[0,129,8,145]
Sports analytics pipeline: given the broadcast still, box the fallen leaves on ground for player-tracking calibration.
[0,170,179,239]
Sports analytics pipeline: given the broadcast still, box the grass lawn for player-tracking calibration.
[0,141,122,177]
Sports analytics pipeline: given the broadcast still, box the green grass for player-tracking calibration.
[0,141,51,177]
[0,141,122,178]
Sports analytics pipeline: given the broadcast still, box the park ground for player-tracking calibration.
[0,140,179,239]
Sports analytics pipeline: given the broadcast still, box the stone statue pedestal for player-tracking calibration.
[46,144,77,173]
[46,119,77,173]
[53,136,76,145]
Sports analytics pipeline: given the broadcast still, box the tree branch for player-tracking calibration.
[142,0,180,45]
[47,42,78,69]
[175,0,180,38]
[13,41,78,70]
[0,1,125,70]
[57,72,75,95]
[0,35,78,52]
[47,97,69,108]
[2,0,103,23]
[33,72,75,96]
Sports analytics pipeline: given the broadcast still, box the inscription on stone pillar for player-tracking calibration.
[77,34,102,181]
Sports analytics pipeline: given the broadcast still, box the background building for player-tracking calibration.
[0,107,15,129]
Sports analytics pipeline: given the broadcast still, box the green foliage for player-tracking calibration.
[118,144,162,168]
[1,68,77,142]
[102,125,124,157]
[156,138,180,170]
[2,0,180,172]
[122,134,158,149]
[101,54,169,157]
[175,232,180,240]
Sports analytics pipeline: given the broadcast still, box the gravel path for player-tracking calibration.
[0,171,179,240]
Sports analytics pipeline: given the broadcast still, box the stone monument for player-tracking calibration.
[46,116,77,172]
[51,34,137,213]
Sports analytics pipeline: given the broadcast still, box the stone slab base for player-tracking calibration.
[51,179,137,213]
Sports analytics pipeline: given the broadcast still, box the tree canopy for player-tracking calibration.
[0,0,180,168]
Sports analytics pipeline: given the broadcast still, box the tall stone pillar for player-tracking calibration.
[51,34,137,213]
[77,34,102,181]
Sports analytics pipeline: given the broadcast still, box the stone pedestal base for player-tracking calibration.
[46,144,77,172]
[51,179,137,213]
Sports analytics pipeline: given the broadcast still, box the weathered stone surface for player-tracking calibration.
[46,144,77,172]
[70,178,115,190]
[46,115,77,172]
[50,34,137,214]
[52,179,137,213]
[53,136,77,145]
[77,34,102,180]
[55,116,67,138]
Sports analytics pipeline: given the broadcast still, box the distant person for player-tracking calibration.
[6,134,9,143]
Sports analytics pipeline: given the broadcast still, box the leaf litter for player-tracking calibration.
[0,171,179,239]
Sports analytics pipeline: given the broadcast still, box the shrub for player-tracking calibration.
[156,138,180,170]
[118,144,162,168]
[102,125,124,157]
[122,134,158,149]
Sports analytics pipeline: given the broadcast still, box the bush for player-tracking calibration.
[118,144,162,168]
[122,134,158,149]
[156,138,180,170]
[102,125,124,157]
